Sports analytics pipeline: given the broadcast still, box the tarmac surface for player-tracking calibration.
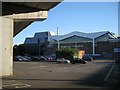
[2,60,120,90]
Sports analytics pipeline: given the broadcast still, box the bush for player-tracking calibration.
[56,48,79,60]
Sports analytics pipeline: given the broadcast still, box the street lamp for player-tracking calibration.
[57,27,60,50]
[57,40,60,50]
[93,38,95,54]
[38,38,40,58]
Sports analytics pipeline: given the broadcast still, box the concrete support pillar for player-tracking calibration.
[0,17,2,89]
[0,17,13,76]
[0,11,47,77]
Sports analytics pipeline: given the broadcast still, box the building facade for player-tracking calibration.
[24,31,119,58]
[24,32,55,55]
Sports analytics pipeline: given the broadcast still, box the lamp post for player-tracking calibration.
[93,38,95,54]
[38,38,40,58]
[57,27,60,50]
[75,41,77,48]
[57,40,60,50]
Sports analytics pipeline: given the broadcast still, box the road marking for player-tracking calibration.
[3,80,31,88]
[104,62,115,81]
[31,66,46,68]
[15,84,31,88]
[3,80,16,86]
[3,83,22,87]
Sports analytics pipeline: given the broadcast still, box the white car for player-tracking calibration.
[57,58,71,64]
[16,56,29,61]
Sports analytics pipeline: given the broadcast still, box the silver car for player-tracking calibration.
[57,58,71,64]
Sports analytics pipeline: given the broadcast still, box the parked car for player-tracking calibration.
[115,57,120,64]
[70,58,87,64]
[31,56,40,61]
[46,56,53,60]
[31,56,46,61]
[15,56,22,61]
[15,56,30,61]
[91,54,101,59]
[45,56,56,62]
[24,55,31,61]
[21,56,29,61]
[57,58,71,64]
[13,56,18,61]
[82,55,93,61]
[40,56,47,61]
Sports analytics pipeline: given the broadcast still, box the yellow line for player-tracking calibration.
[104,62,115,81]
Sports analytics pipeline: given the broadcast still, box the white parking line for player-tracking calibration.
[3,80,31,88]
[15,84,31,88]
[31,66,46,68]
[104,62,115,81]
[3,83,22,87]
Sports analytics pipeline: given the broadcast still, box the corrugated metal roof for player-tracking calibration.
[24,31,117,44]
[50,31,117,41]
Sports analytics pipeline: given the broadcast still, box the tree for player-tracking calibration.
[56,48,79,60]
[13,44,26,56]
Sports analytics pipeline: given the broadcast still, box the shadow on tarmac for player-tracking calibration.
[70,63,120,89]
[2,61,120,90]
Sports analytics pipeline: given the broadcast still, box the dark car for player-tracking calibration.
[70,58,87,64]
[31,56,46,61]
[115,57,120,64]
[82,55,93,61]
[45,56,56,62]
[40,56,47,61]
[31,56,40,61]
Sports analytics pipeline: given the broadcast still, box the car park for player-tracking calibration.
[57,58,71,64]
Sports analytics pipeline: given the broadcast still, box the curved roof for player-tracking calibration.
[50,31,117,41]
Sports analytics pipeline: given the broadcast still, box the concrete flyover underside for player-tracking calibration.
[2,1,62,36]
[0,1,62,77]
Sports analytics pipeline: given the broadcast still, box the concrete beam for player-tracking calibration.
[4,11,48,36]
[4,11,48,22]
[2,2,62,16]
[2,2,40,16]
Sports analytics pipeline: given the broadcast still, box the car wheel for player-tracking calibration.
[83,62,86,64]
[57,61,61,63]
[64,61,67,64]
[72,62,75,64]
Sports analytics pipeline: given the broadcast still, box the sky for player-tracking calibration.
[13,2,118,45]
